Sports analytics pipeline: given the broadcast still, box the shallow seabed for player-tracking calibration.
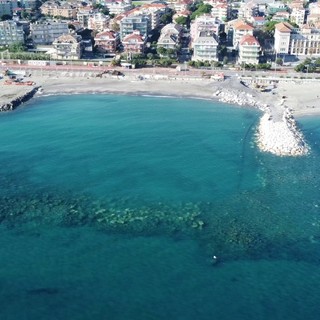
[0,94,320,319]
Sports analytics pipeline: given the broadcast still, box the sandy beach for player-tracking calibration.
[1,70,320,118]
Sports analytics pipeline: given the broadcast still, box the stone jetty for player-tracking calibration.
[0,85,39,112]
[256,108,310,156]
[213,81,310,157]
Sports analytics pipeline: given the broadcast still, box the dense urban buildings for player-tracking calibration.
[1,0,320,63]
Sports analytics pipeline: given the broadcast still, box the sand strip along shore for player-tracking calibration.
[1,71,320,157]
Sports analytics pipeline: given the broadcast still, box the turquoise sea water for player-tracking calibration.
[0,94,320,319]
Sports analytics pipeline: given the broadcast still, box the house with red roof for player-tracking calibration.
[249,16,266,28]
[238,34,260,65]
[94,30,120,54]
[122,30,146,54]
[232,20,254,48]
[274,22,293,55]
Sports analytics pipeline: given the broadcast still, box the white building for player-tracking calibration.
[238,34,260,64]
[51,34,82,60]
[120,14,151,40]
[133,3,169,30]
[274,22,320,56]
[77,7,94,28]
[106,1,133,15]
[274,22,292,54]
[232,20,254,48]
[238,0,258,20]
[88,12,110,32]
[211,1,229,21]
[192,31,219,61]
[290,7,306,26]
[190,15,221,44]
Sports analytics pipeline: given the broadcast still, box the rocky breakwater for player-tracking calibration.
[213,83,309,157]
[0,86,40,112]
[213,87,269,111]
[256,108,310,156]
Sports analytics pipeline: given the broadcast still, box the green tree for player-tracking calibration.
[314,58,320,67]
[147,53,154,60]
[160,11,173,25]
[257,63,271,70]
[190,4,212,20]
[264,21,278,35]
[157,46,167,56]
[110,58,121,67]
[294,63,305,72]
[8,42,26,52]
[167,48,177,57]
[132,58,147,68]
[21,10,30,19]
[275,57,283,66]
[175,16,188,26]
[157,58,173,67]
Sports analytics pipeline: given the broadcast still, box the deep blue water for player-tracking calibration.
[0,94,320,319]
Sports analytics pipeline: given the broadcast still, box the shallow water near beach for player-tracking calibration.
[0,94,320,319]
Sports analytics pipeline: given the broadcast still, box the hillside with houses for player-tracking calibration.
[1,0,320,71]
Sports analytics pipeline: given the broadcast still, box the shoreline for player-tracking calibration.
[1,71,320,156]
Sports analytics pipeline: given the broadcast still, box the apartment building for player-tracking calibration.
[30,21,69,45]
[88,12,110,32]
[107,1,133,15]
[211,1,229,21]
[157,23,183,50]
[77,7,94,28]
[274,22,320,56]
[0,20,24,46]
[51,33,82,59]
[172,0,192,12]
[120,14,151,40]
[307,2,320,26]
[94,29,119,53]
[267,2,288,15]
[238,0,258,20]
[289,3,306,26]
[192,31,219,61]
[135,3,169,30]
[190,15,221,44]
[232,20,254,48]
[272,11,290,22]
[122,30,146,54]
[238,34,260,64]
[41,1,78,20]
